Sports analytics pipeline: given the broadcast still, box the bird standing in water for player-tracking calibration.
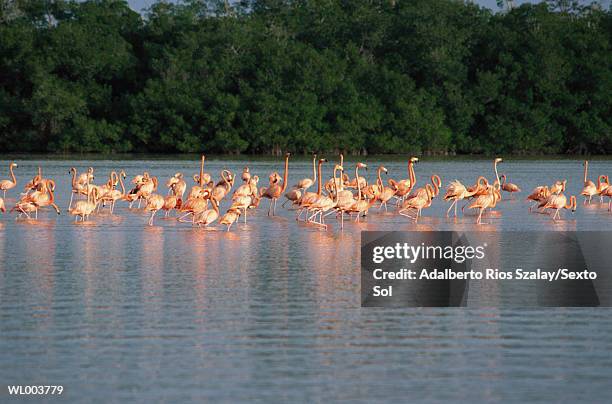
[0,162,18,199]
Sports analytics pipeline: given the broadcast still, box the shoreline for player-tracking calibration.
[0,153,610,162]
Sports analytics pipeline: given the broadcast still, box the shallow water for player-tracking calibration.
[0,157,611,402]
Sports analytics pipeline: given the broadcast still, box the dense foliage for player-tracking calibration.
[0,0,610,155]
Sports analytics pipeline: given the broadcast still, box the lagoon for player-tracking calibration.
[0,157,611,402]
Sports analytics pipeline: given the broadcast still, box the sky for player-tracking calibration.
[126,1,610,13]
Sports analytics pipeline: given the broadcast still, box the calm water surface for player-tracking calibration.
[0,158,611,402]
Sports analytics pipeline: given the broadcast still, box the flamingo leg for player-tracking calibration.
[446,200,456,218]
[177,212,193,222]
[477,207,486,225]
[399,208,414,219]
[148,210,157,226]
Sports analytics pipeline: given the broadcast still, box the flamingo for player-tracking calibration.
[464,158,502,204]
[296,158,326,221]
[193,155,212,187]
[103,170,127,214]
[194,196,220,228]
[145,193,165,226]
[13,179,60,218]
[444,179,483,217]
[399,184,435,222]
[261,153,290,216]
[0,162,17,198]
[332,165,358,228]
[285,154,317,207]
[77,167,94,187]
[468,182,501,225]
[127,172,153,208]
[389,156,418,204]
[346,163,376,222]
[162,194,178,217]
[527,186,551,212]
[550,180,566,195]
[308,164,342,229]
[596,175,609,203]
[69,187,100,222]
[500,174,521,198]
[230,176,258,221]
[229,195,252,223]
[581,161,597,204]
[600,185,612,211]
[33,179,61,216]
[220,208,241,231]
[68,167,90,210]
[540,194,577,221]
[376,167,396,212]
[363,166,386,202]
[405,175,441,205]
[241,166,251,183]
[283,187,301,207]
[22,166,43,196]
[233,174,258,200]
[324,154,346,193]
[211,170,235,204]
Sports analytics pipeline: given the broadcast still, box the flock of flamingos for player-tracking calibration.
[0,155,610,230]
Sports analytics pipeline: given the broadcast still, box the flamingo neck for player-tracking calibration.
[281,155,289,193]
[71,168,77,188]
[9,164,16,184]
[47,182,55,204]
[409,161,416,189]
[332,167,339,203]
[312,156,317,181]
[317,161,323,196]
[430,175,440,197]
[584,161,588,184]
[119,174,126,195]
[200,155,205,187]
[425,184,434,201]
[494,161,500,184]
[598,175,607,188]
[356,166,362,200]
